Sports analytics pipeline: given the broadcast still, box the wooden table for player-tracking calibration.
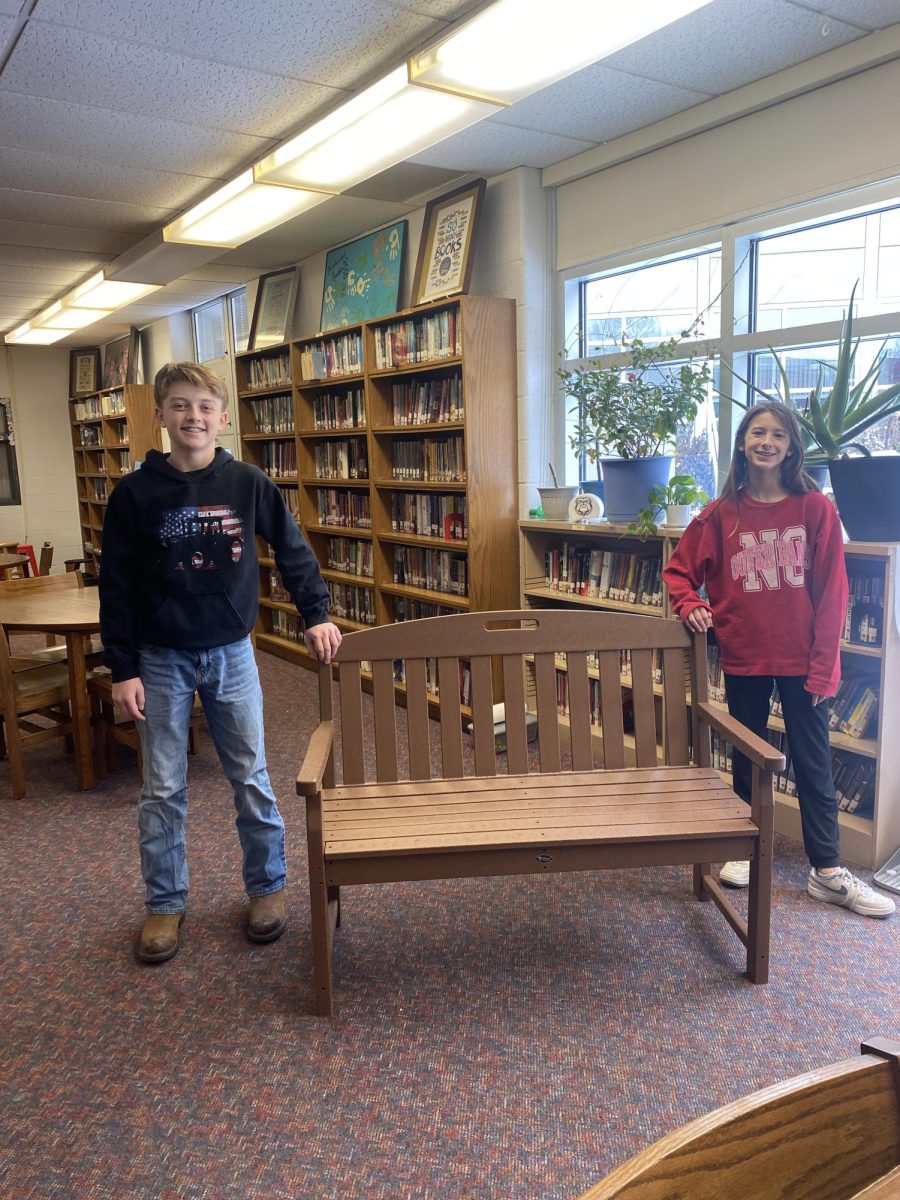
[853,1164,900,1198]
[0,552,31,580]
[0,588,100,789]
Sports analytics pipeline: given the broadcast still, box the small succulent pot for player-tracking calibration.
[664,504,692,528]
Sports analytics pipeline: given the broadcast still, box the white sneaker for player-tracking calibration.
[719,860,750,888]
[808,868,896,918]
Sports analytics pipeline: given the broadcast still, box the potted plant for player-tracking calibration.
[629,474,709,539]
[722,284,900,539]
[559,329,712,523]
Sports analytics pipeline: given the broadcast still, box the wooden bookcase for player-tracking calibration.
[519,518,900,870]
[236,294,519,695]
[69,383,161,574]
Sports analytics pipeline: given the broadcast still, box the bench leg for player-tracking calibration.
[309,858,335,1016]
[693,862,712,900]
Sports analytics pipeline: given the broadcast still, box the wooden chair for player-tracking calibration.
[38,541,53,576]
[576,1038,900,1200]
[0,612,72,799]
[87,669,204,777]
[298,608,784,1016]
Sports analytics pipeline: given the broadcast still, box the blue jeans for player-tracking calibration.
[136,637,286,914]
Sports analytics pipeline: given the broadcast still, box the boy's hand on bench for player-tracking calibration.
[112,677,146,721]
[305,621,343,664]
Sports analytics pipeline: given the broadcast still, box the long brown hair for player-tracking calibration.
[719,400,819,503]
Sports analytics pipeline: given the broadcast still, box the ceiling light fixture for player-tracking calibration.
[32,301,110,330]
[163,171,329,248]
[253,65,500,193]
[409,0,715,105]
[4,321,68,345]
[66,270,160,310]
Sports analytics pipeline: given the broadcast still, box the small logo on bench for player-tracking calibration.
[536,853,552,863]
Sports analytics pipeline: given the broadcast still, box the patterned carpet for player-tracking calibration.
[1,648,898,1200]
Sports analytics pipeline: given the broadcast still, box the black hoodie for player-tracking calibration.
[99,448,329,682]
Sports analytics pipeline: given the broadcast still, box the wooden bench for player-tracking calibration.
[577,1037,900,1199]
[297,608,785,1016]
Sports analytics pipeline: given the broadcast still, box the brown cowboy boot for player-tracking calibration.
[247,891,286,943]
[138,912,185,963]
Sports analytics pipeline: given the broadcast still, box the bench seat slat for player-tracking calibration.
[326,817,758,857]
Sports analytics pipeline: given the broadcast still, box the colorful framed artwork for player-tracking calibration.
[102,335,131,389]
[69,348,101,397]
[248,266,301,350]
[410,178,486,306]
[320,221,406,332]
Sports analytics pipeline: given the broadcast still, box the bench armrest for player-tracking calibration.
[296,720,334,796]
[696,702,786,772]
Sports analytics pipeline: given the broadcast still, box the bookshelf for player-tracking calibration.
[69,383,161,574]
[236,295,519,703]
[519,519,900,870]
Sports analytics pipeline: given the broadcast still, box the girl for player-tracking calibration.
[663,400,894,918]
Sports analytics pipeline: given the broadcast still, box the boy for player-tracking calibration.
[100,362,342,964]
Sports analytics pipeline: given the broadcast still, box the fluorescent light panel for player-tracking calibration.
[67,271,160,310]
[253,66,499,193]
[5,322,68,345]
[409,0,715,104]
[33,301,109,330]
[163,171,328,248]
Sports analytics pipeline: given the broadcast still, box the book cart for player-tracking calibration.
[236,294,519,715]
[519,517,900,870]
[68,383,161,575]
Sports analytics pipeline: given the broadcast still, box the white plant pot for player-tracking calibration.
[538,486,578,521]
[665,504,692,528]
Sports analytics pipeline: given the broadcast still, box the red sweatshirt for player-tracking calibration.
[662,491,848,697]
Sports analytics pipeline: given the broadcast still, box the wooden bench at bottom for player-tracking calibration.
[298,609,784,1016]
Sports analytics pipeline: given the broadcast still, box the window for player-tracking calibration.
[0,399,21,505]
[193,299,227,364]
[230,290,249,354]
[558,187,900,489]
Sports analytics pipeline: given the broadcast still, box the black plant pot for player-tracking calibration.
[828,456,900,541]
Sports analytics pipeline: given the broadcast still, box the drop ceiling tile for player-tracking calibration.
[0,263,96,286]
[410,123,596,174]
[0,246,105,273]
[0,15,15,39]
[493,65,711,143]
[1,22,338,138]
[0,188,170,234]
[605,0,866,95]
[33,0,462,89]
[0,93,272,178]
[0,220,130,255]
[801,1,900,29]
[0,146,206,210]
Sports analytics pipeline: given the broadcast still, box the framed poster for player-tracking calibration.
[248,266,300,350]
[102,335,131,389]
[410,178,486,306]
[69,348,101,397]
[320,221,406,332]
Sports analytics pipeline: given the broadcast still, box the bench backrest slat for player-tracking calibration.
[326,610,700,785]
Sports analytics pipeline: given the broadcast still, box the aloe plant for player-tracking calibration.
[725,284,900,465]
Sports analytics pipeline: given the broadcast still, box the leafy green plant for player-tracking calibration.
[559,328,713,470]
[722,284,900,465]
[627,474,709,539]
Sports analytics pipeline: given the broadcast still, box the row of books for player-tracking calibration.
[326,580,376,625]
[271,609,305,644]
[314,488,371,529]
[109,448,131,473]
[312,388,366,430]
[313,439,368,480]
[390,492,467,541]
[709,728,875,817]
[243,353,291,391]
[390,375,463,425]
[325,535,374,578]
[826,677,878,740]
[372,309,460,369]
[79,425,101,446]
[248,393,293,434]
[393,546,468,596]
[260,439,297,479]
[392,657,471,706]
[844,566,885,646]
[299,332,363,381]
[543,544,663,608]
[72,391,125,420]
[706,643,726,702]
[277,484,300,522]
[549,648,664,684]
[392,597,458,621]
[391,435,466,483]
[90,479,109,502]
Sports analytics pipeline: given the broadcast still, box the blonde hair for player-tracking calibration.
[154,361,229,409]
